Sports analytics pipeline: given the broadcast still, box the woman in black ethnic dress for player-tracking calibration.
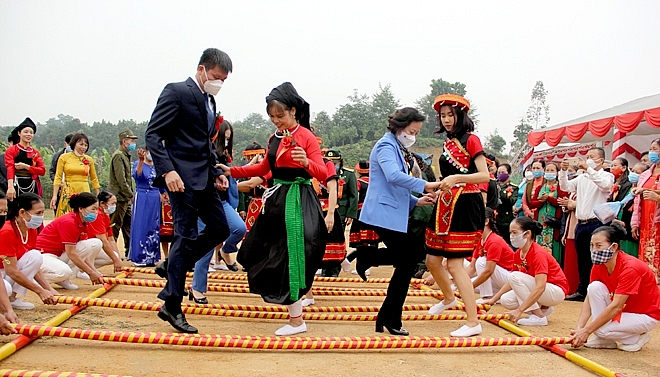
[223,82,327,336]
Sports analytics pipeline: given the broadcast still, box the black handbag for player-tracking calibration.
[543,215,562,229]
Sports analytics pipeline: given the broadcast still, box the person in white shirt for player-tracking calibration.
[559,147,614,301]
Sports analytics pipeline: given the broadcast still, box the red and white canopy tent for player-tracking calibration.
[522,93,660,167]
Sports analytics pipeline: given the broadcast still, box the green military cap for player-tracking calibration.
[118,130,138,140]
[326,148,342,160]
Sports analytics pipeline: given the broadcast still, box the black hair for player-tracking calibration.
[532,159,546,169]
[97,190,115,204]
[7,193,42,221]
[589,147,606,159]
[485,207,499,235]
[500,163,512,174]
[245,141,262,151]
[387,107,425,134]
[199,48,233,73]
[64,134,74,143]
[6,135,12,144]
[641,150,650,158]
[592,222,627,244]
[545,161,559,172]
[69,133,90,153]
[68,192,98,211]
[215,120,233,159]
[512,216,544,238]
[433,105,475,136]
[0,191,5,200]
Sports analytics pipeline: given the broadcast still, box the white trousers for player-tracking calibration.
[588,281,659,344]
[40,239,103,282]
[94,250,120,269]
[2,249,43,297]
[473,256,511,298]
[501,271,565,311]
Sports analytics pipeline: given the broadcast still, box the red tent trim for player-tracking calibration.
[528,107,660,147]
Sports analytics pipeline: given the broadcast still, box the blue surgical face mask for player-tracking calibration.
[83,211,98,223]
[544,173,557,181]
[24,212,44,229]
[106,205,117,215]
[649,151,659,164]
[628,172,639,184]
[533,171,544,179]
[127,143,137,152]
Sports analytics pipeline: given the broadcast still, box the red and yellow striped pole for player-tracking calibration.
[12,324,571,350]
[52,296,496,321]
[0,272,130,362]
[490,319,626,377]
[0,369,132,377]
[99,278,444,297]
[54,296,491,313]
[122,267,427,285]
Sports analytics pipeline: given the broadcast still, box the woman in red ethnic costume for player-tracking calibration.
[425,94,490,337]
[5,118,46,201]
[220,82,327,336]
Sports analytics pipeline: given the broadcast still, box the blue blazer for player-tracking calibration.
[145,77,221,190]
[359,132,427,233]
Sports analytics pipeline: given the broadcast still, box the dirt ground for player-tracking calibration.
[2,224,658,377]
[2,258,659,377]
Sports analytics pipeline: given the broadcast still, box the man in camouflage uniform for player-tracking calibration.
[109,130,137,255]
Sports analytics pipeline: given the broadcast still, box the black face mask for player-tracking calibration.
[0,216,5,225]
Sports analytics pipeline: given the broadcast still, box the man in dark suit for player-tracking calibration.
[145,48,232,333]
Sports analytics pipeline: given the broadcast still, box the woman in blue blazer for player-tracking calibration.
[349,107,440,335]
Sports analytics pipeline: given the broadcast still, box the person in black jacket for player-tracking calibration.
[145,48,232,334]
[608,157,636,256]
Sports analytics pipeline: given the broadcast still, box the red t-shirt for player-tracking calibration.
[0,221,38,268]
[88,210,113,238]
[36,212,89,256]
[590,252,660,320]
[513,242,569,295]
[473,232,514,271]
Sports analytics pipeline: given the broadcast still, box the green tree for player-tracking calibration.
[485,128,507,156]
[526,81,550,129]
[511,118,533,152]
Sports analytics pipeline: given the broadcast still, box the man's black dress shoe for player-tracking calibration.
[158,305,198,333]
[565,292,586,302]
[155,259,168,279]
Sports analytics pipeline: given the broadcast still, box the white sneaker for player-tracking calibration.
[542,306,555,317]
[428,298,458,315]
[301,298,315,307]
[476,297,491,305]
[77,272,90,280]
[517,314,548,326]
[450,323,482,337]
[315,269,322,276]
[207,266,217,273]
[618,333,651,352]
[56,280,79,290]
[275,322,307,336]
[351,268,371,276]
[11,298,35,310]
[584,336,617,349]
[341,259,352,272]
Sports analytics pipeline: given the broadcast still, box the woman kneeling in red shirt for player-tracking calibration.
[38,192,104,289]
[484,216,568,326]
[0,193,59,310]
[570,223,660,352]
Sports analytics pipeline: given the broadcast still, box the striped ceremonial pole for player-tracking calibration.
[54,296,491,313]
[52,296,495,321]
[0,272,131,362]
[490,319,626,377]
[99,278,445,297]
[12,324,571,350]
[122,267,427,285]
[0,369,132,377]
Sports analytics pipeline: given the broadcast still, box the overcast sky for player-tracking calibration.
[1,1,659,151]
